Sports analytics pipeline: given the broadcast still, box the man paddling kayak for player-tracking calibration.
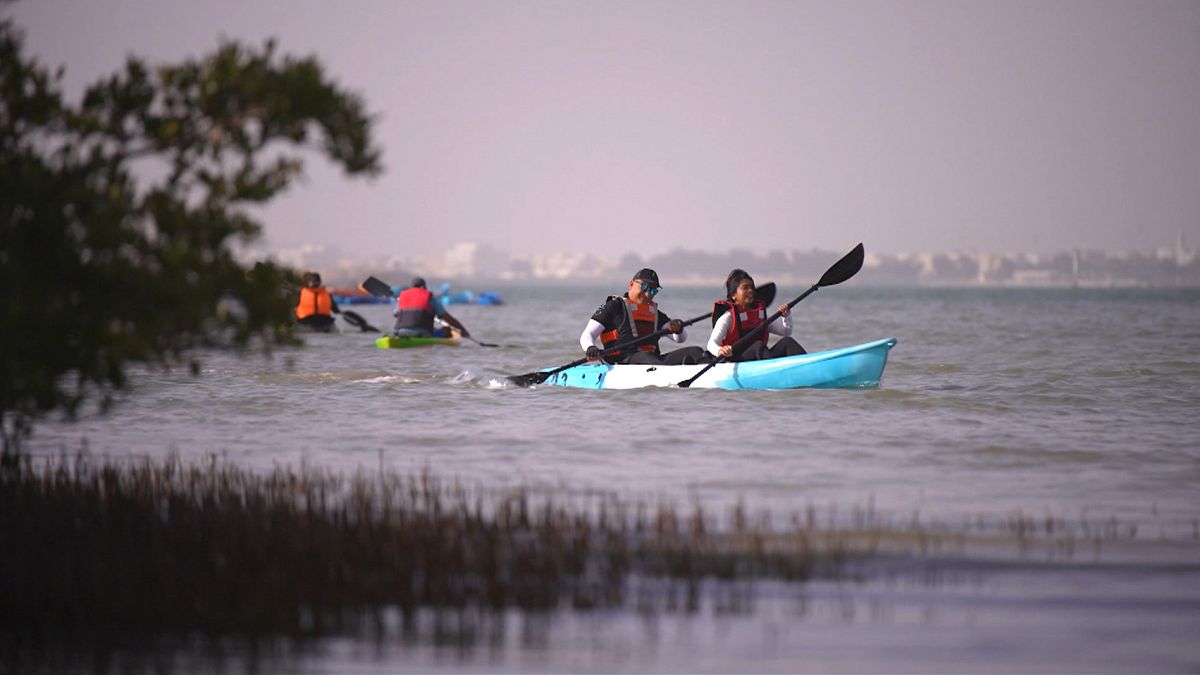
[393,277,471,338]
[580,268,707,365]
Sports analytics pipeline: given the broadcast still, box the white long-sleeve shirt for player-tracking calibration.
[580,319,687,352]
[706,310,792,356]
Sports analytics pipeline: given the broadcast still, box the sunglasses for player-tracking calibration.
[639,283,660,297]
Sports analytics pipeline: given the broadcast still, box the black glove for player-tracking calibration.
[585,346,601,360]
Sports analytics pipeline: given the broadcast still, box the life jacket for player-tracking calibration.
[295,287,334,319]
[713,300,769,348]
[394,287,435,332]
[600,296,660,355]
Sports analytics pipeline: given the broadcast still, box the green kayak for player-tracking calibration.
[374,335,462,349]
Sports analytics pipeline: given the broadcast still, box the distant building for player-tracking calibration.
[264,238,1200,288]
[442,242,511,278]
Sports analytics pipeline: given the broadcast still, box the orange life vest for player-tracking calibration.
[713,300,769,348]
[600,298,660,354]
[295,287,334,319]
[394,287,435,332]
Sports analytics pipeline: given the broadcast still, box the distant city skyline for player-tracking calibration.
[11,1,1200,258]
[276,233,1198,289]
[270,229,1195,266]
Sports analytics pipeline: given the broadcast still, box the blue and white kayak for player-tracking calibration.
[543,338,897,390]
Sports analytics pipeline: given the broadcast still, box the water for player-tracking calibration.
[25,284,1200,672]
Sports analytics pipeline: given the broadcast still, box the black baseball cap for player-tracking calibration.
[632,268,660,288]
[411,276,427,289]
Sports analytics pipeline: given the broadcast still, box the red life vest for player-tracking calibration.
[713,300,768,348]
[600,297,659,354]
[295,287,334,319]
[395,287,435,332]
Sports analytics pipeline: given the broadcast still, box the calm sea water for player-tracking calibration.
[25,284,1200,672]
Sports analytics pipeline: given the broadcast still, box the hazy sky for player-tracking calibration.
[10,1,1200,257]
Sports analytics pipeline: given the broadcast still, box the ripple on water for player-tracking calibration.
[254,370,398,385]
[967,442,1109,467]
[926,363,967,374]
[1092,368,1163,378]
[352,374,421,384]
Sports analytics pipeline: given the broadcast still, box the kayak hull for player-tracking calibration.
[543,338,897,390]
[374,335,462,349]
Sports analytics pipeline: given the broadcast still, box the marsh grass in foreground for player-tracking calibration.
[1,456,847,660]
[1,455,1174,667]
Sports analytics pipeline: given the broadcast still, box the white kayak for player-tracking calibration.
[540,338,897,390]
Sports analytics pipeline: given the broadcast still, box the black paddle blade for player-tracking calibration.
[360,276,394,297]
[508,354,592,387]
[507,371,549,387]
[817,243,864,288]
[756,282,777,309]
[341,310,379,333]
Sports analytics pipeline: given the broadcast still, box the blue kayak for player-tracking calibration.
[542,338,897,390]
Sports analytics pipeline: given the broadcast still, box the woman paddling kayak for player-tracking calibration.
[707,269,806,362]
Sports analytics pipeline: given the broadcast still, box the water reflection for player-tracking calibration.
[16,562,1200,674]
[7,455,1199,674]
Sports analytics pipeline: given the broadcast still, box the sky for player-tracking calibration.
[9,0,1200,258]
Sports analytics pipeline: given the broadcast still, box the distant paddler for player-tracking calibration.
[393,277,471,338]
[294,272,341,332]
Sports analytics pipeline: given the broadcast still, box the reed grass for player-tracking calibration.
[0,455,846,659]
[1,454,1170,665]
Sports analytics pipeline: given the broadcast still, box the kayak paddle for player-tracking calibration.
[463,336,501,348]
[359,276,501,347]
[507,311,712,388]
[359,276,394,299]
[677,243,865,388]
[340,309,379,333]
